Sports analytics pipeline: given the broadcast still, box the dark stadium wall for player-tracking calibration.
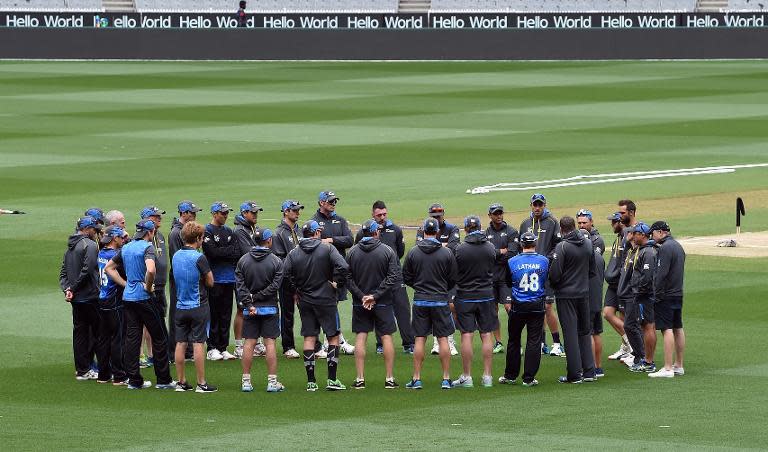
[1,28,767,60]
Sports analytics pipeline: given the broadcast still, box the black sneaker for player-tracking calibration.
[176,381,194,392]
[353,379,366,390]
[195,383,218,393]
[384,379,399,389]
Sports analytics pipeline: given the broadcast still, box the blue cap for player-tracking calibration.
[576,209,593,219]
[177,200,201,213]
[318,191,339,203]
[530,193,546,204]
[253,228,273,243]
[77,216,103,231]
[464,215,482,231]
[240,201,263,213]
[100,225,125,244]
[422,218,439,234]
[84,207,105,224]
[210,202,233,214]
[607,212,622,222]
[488,203,504,214]
[281,200,305,212]
[302,220,323,237]
[361,219,382,237]
[134,219,156,237]
[140,206,165,219]
[628,222,651,235]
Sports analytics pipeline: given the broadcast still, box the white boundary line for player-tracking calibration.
[467,163,768,194]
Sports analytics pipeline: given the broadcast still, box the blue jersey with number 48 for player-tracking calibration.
[507,252,549,303]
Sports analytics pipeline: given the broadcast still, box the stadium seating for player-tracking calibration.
[430,0,697,12]
[0,0,101,10]
[134,0,399,13]
[727,0,766,10]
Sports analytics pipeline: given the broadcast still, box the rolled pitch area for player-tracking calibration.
[678,231,768,258]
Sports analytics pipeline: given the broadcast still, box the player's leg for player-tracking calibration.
[591,311,604,375]
[623,300,645,367]
[95,307,114,382]
[141,327,153,367]
[545,302,563,356]
[354,331,367,383]
[575,298,596,380]
[503,309,524,382]
[394,285,414,353]
[480,331,494,383]
[555,298,582,382]
[641,299,656,368]
[523,312,545,385]
[479,301,499,385]
[381,334,395,383]
[324,307,343,388]
[673,327,685,371]
[454,301,475,385]
[233,309,244,358]
[206,284,222,359]
[412,336,426,382]
[123,304,145,388]
[143,302,172,386]
[192,342,206,386]
[378,304,397,385]
[175,341,188,386]
[279,285,297,357]
[219,284,235,359]
[437,336,451,382]
[298,302,319,388]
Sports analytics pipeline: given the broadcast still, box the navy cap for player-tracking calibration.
[134,219,156,238]
[576,209,593,219]
[302,220,323,236]
[361,219,382,237]
[464,215,482,231]
[177,200,201,213]
[649,221,670,233]
[140,206,165,219]
[520,231,537,245]
[422,218,440,234]
[84,207,105,224]
[628,222,651,235]
[488,203,504,214]
[240,201,263,213]
[210,202,233,214]
[281,200,304,212]
[77,216,103,231]
[607,212,622,222]
[253,228,273,243]
[318,191,339,203]
[100,225,125,244]
[530,193,546,204]
[428,203,445,217]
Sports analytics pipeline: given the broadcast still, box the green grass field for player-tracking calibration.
[1,60,767,451]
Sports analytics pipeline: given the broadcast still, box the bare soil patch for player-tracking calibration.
[678,231,768,258]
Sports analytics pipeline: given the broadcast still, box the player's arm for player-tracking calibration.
[143,246,156,293]
[329,247,349,288]
[234,260,251,309]
[447,226,460,251]
[371,251,400,302]
[402,252,415,288]
[395,226,405,259]
[345,254,365,301]
[446,252,458,290]
[654,246,670,297]
[548,244,564,288]
[59,253,69,292]
[72,242,97,293]
[105,259,126,288]
[331,219,354,250]
[255,260,283,301]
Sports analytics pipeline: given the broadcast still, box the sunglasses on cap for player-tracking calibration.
[325,199,338,205]
[430,208,444,214]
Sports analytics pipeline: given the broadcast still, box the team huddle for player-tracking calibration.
[58,192,686,393]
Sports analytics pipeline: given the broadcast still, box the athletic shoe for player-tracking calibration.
[139,354,151,368]
[522,379,539,387]
[284,349,300,359]
[384,379,399,389]
[405,379,423,389]
[112,379,128,386]
[549,343,565,357]
[452,375,473,388]
[673,366,685,376]
[353,379,366,390]
[583,375,597,383]
[326,379,347,391]
[498,376,516,385]
[145,357,154,368]
[321,341,329,353]
[481,375,493,387]
[643,362,657,373]
[608,343,632,360]
[430,339,439,355]
[340,341,356,355]
[441,378,453,390]
[97,377,112,384]
[233,345,244,359]
[253,343,266,357]
[492,341,504,354]
[621,354,636,367]
[206,349,223,361]
[403,345,414,355]
[558,376,583,384]
[241,378,253,392]
[195,383,218,393]
[75,369,99,381]
[175,381,194,392]
[448,336,459,356]
[315,349,328,359]
[221,350,237,361]
[376,345,383,355]
[595,367,605,378]
[267,380,285,392]
[127,381,152,390]
[541,343,549,355]
[156,380,177,390]
[648,368,674,378]
[306,382,319,392]
[629,362,646,373]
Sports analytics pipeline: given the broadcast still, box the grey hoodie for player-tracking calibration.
[233,215,257,258]
[454,232,496,301]
[346,238,400,306]
[485,221,520,283]
[235,247,283,309]
[402,238,457,303]
[59,233,99,302]
[604,228,626,288]
[630,243,657,296]
[654,234,686,299]
[548,229,595,299]
[520,210,560,258]
[283,238,349,306]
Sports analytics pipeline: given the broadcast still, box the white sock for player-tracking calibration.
[622,334,629,346]
[268,374,277,382]
[242,373,250,381]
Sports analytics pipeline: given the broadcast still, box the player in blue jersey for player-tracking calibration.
[499,232,549,387]
[172,222,217,393]
[96,226,128,385]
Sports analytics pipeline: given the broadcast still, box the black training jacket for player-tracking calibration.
[548,229,595,299]
[233,215,258,259]
[604,228,626,288]
[235,247,283,309]
[454,232,496,301]
[59,234,100,302]
[346,238,400,306]
[283,238,349,306]
[631,243,657,296]
[272,220,300,260]
[311,210,353,257]
[354,220,405,260]
[416,221,460,251]
[168,218,184,277]
[653,235,686,299]
[485,221,520,283]
[402,238,457,303]
[519,211,560,258]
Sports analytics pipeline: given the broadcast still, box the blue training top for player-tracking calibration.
[507,252,549,303]
[117,240,155,302]
[172,247,211,310]
[98,248,118,300]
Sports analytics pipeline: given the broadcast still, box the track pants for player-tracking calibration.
[556,297,596,381]
[623,298,645,364]
[96,302,126,383]
[124,301,172,387]
[72,300,100,376]
[207,283,234,353]
[505,309,545,383]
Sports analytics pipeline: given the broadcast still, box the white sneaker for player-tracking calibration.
[550,343,565,357]
[267,380,285,392]
[621,354,635,367]
[481,375,493,387]
[322,341,329,353]
[220,350,236,361]
[207,349,223,361]
[608,343,633,360]
[452,375,473,388]
[430,339,440,355]
[448,336,458,356]
[648,368,675,378]
[241,378,253,392]
[75,369,99,381]
[673,366,685,376]
[253,343,266,357]
[234,345,244,359]
[315,349,327,359]
[284,349,301,359]
[340,341,356,355]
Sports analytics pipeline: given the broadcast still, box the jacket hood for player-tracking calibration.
[563,229,585,245]
[530,208,552,220]
[234,215,252,228]
[417,238,443,254]
[298,238,323,253]
[171,218,183,230]
[315,209,337,219]
[249,246,272,261]
[68,233,87,249]
[464,231,487,244]
[357,238,382,252]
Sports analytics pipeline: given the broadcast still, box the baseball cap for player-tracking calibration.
[488,203,504,214]
[210,202,233,214]
[302,220,323,236]
[140,206,165,219]
[607,212,622,222]
[177,200,201,213]
[520,231,537,245]
[134,219,156,238]
[84,207,105,224]
[281,200,304,212]
[576,209,593,219]
[100,225,125,244]
[361,219,382,237]
[77,216,103,231]
[253,228,273,243]
[240,201,263,213]
[649,221,670,233]
[530,193,546,204]
[318,191,339,203]
[628,222,651,235]
[428,203,445,217]
[464,215,482,231]
[422,218,440,234]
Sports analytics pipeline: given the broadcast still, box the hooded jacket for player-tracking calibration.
[168,218,184,276]
[548,229,595,299]
[590,246,606,312]
[311,209,353,257]
[631,242,657,296]
[454,232,496,301]
[416,221,460,251]
[346,238,400,306]
[604,228,626,288]
[272,219,300,260]
[485,221,520,283]
[283,238,349,306]
[588,228,606,256]
[653,234,685,299]
[151,229,168,289]
[617,245,638,300]
[59,233,100,302]
[519,210,560,258]
[203,223,240,284]
[235,247,283,310]
[402,238,457,303]
[354,219,405,260]
[233,215,257,258]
